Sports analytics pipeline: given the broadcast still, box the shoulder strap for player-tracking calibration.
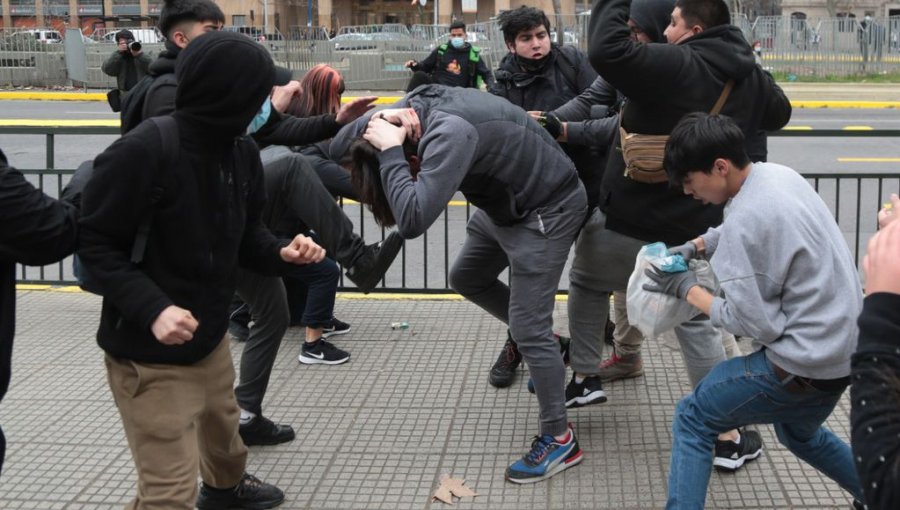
[437,43,448,56]
[130,116,178,264]
[710,80,735,115]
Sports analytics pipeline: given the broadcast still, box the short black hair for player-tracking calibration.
[449,20,466,32]
[664,113,750,186]
[158,0,226,38]
[673,0,730,29]
[497,6,551,45]
[116,29,135,42]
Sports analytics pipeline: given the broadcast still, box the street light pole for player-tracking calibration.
[263,0,269,36]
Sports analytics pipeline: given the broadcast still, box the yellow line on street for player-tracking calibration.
[0,119,119,127]
[0,91,108,101]
[843,125,875,130]
[783,125,814,130]
[837,157,900,162]
[792,101,900,109]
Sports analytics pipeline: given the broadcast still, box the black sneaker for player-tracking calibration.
[321,317,351,338]
[714,428,763,471]
[239,415,296,446]
[298,339,350,365]
[564,374,608,408]
[489,333,522,388]
[196,472,284,509]
[345,231,404,293]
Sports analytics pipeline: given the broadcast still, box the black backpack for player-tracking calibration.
[73,116,179,294]
[118,73,176,135]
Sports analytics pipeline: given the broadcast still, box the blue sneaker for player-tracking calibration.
[505,425,582,484]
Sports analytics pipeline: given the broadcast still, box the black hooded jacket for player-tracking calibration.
[140,40,339,147]
[79,32,289,365]
[491,45,600,208]
[588,0,791,245]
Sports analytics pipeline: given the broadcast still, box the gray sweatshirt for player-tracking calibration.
[701,162,861,379]
[332,85,582,239]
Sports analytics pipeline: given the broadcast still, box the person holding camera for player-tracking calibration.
[102,29,151,108]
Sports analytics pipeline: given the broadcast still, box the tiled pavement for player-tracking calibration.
[0,290,857,509]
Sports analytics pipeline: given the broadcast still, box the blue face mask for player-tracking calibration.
[246,97,272,135]
[450,36,465,49]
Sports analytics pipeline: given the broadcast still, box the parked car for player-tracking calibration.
[333,32,418,51]
[102,28,163,44]
[0,31,62,51]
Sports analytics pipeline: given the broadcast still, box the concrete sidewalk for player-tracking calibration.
[0,290,856,509]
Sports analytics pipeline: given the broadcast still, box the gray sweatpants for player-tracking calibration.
[568,208,726,387]
[449,188,587,437]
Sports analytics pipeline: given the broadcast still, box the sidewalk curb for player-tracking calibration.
[1,90,898,108]
[15,285,571,301]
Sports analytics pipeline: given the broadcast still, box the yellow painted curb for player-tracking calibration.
[0,91,107,101]
[2,92,898,109]
[792,100,900,108]
[0,119,119,127]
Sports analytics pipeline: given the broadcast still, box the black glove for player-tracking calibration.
[643,267,700,299]
[667,241,698,262]
[537,112,562,139]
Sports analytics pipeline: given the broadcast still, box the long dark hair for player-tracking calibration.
[349,139,396,227]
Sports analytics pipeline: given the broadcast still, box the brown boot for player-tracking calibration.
[596,351,644,382]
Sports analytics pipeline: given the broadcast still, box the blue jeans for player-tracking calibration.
[667,349,862,509]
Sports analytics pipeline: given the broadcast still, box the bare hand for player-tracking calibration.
[405,60,417,68]
[863,219,900,295]
[336,96,378,125]
[373,107,421,142]
[527,111,543,120]
[281,234,326,264]
[271,80,302,113]
[151,305,198,345]
[877,193,899,229]
[363,117,408,151]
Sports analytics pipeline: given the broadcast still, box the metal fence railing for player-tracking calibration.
[5,125,898,292]
[3,14,900,89]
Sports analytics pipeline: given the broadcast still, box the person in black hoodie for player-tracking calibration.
[486,5,597,389]
[0,150,79,477]
[138,0,400,448]
[851,199,900,510]
[78,31,321,509]
[571,0,790,472]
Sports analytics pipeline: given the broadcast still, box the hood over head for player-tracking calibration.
[629,0,675,43]
[174,31,291,139]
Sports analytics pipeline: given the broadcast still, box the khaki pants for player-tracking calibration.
[105,337,247,510]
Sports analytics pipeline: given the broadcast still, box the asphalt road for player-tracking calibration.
[1,99,898,173]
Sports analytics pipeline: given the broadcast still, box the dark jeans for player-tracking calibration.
[282,255,339,329]
[298,145,357,201]
[259,146,365,267]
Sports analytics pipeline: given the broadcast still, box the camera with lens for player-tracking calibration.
[127,40,142,52]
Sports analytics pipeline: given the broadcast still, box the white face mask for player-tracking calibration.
[246,97,272,135]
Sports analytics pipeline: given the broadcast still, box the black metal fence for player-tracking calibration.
[5,125,899,292]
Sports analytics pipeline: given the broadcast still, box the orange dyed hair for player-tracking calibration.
[287,64,345,117]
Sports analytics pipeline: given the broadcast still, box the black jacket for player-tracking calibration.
[80,32,289,365]
[412,42,495,89]
[587,0,791,245]
[851,292,900,510]
[0,150,78,401]
[491,45,600,208]
[141,43,340,147]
